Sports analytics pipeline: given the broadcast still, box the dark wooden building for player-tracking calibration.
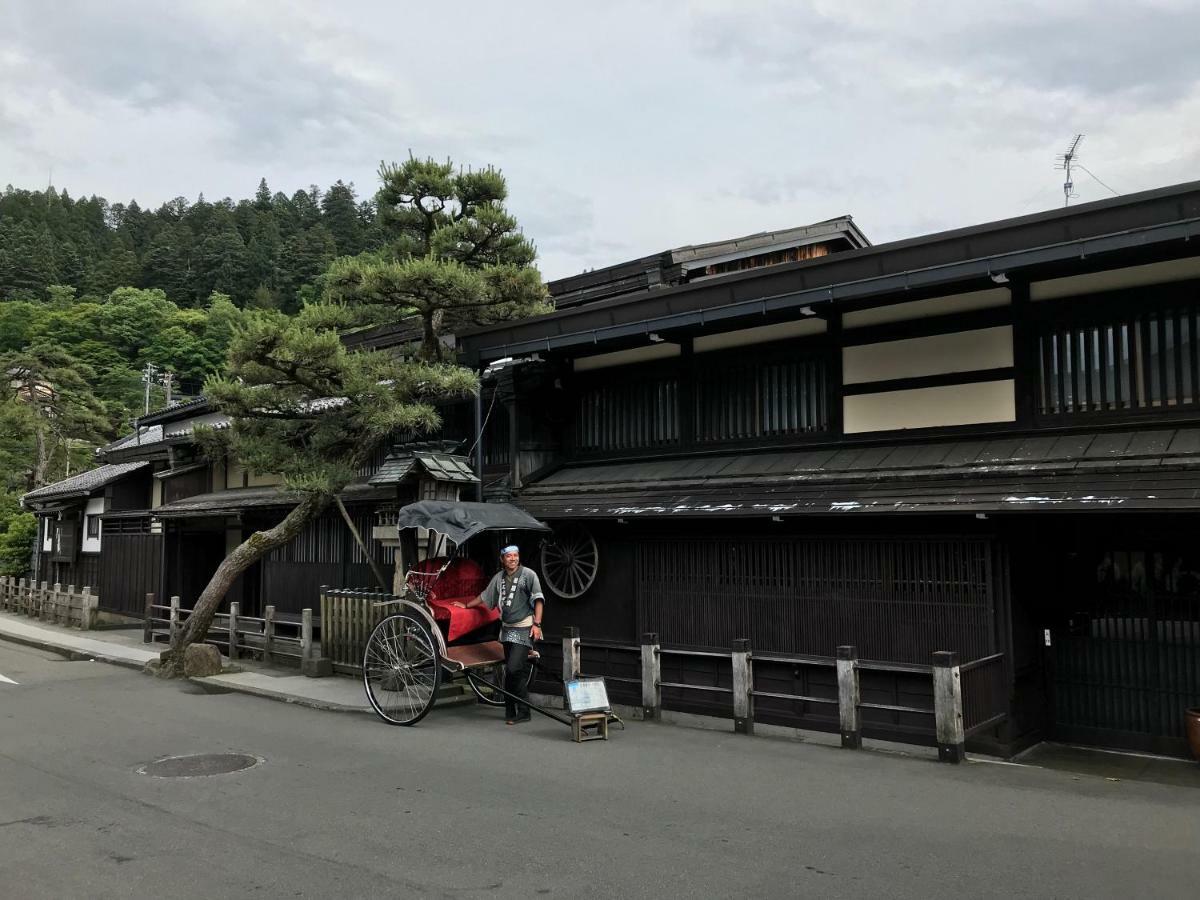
[453,181,1200,758]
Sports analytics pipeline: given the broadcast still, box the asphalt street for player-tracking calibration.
[2,639,1198,899]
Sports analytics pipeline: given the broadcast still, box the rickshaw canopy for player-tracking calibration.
[394,500,550,547]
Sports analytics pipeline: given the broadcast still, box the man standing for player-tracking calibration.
[454,545,544,724]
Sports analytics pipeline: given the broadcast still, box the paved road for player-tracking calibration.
[2,640,1198,899]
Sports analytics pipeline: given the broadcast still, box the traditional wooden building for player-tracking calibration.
[453,181,1200,758]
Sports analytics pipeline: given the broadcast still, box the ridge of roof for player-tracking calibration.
[21,461,150,505]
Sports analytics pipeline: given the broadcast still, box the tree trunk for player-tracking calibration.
[334,495,389,590]
[32,424,49,488]
[158,492,330,677]
[420,311,442,362]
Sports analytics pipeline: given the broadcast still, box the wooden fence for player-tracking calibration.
[0,576,98,630]
[143,594,316,667]
[319,587,389,674]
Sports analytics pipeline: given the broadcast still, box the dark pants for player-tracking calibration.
[503,640,530,719]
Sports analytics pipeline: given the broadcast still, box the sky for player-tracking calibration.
[2,0,1199,281]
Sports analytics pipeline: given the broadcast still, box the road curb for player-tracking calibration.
[187,676,375,715]
[0,630,153,672]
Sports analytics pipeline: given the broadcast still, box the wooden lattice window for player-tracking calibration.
[574,376,679,453]
[695,355,827,443]
[1038,301,1200,417]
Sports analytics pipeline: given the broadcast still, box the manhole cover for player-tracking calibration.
[137,753,262,778]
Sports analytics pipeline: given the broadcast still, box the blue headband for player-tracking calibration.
[502,545,519,555]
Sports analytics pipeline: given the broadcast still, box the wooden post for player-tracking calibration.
[79,587,95,630]
[562,626,581,687]
[301,608,313,659]
[933,651,965,763]
[837,645,862,749]
[65,584,76,626]
[168,595,180,645]
[143,593,156,643]
[37,581,49,619]
[732,638,754,735]
[228,601,240,661]
[641,632,661,722]
[48,582,61,622]
[263,605,276,663]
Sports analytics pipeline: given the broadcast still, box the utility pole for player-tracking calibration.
[141,363,160,415]
[1057,134,1084,207]
[160,371,176,406]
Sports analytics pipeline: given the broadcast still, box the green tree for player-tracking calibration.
[321,156,549,361]
[0,301,46,353]
[2,343,110,487]
[160,312,475,675]
[95,287,178,357]
[320,180,361,256]
[0,512,37,577]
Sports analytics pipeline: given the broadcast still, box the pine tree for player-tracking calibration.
[322,156,549,360]
[159,313,475,675]
[320,180,361,256]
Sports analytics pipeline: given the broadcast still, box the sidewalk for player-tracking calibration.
[0,611,373,713]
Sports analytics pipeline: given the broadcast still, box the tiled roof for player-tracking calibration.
[21,461,149,505]
[369,448,478,486]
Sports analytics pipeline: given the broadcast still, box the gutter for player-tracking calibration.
[475,217,1200,361]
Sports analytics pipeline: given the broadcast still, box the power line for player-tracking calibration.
[1075,163,1121,197]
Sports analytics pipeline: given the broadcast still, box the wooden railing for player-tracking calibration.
[0,576,98,630]
[143,594,316,667]
[545,629,1006,764]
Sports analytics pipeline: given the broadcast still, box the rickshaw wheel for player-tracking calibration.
[466,661,536,707]
[362,613,442,726]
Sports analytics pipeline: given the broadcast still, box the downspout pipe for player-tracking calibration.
[474,381,484,502]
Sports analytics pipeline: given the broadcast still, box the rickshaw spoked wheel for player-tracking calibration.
[466,659,537,707]
[362,613,442,726]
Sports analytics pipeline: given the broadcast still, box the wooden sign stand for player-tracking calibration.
[572,712,609,742]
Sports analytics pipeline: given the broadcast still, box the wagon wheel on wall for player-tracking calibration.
[541,523,599,599]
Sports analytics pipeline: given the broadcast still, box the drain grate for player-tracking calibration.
[137,753,262,778]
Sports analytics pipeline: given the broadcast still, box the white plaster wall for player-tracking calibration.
[842,288,1010,329]
[573,343,680,372]
[81,497,105,553]
[693,318,826,353]
[843,326,1013,385]
[844,380,1016,433]
[42,516,54,551]
[1031,257,1200,301]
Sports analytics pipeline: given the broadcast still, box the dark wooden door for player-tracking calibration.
[1048,547,1200,756]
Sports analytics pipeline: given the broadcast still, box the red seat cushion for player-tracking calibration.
[409,557,496,642]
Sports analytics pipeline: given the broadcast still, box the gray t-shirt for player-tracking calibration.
[481,566,545,625]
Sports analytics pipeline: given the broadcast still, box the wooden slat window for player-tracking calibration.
[695,355,827,443]
[1038,303,1200,417]
[636,536,995,664]
[574,376,680,453]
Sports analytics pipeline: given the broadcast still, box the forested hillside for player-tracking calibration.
[0,178,383,572]
[0,179,382,311]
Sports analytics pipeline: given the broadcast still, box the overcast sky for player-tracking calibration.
[2,1,1198,280]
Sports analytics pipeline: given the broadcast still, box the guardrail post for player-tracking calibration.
[563,626,580,686]
[641,632,661,721]
[228,602,240,661]
[38,581,49,619]
[933,651,965,763]
[79,587,95,630]
[263,605,276,663]
[64,584,76,625]
[300,606,332,677]
[168,595,180,645]
[143,593,155,643]
[48,582,61,622]
[732,638,754,735]
[837,645,862,749]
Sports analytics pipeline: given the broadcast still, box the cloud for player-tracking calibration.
[1,0,1197,280]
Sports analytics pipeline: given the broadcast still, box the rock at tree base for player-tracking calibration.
[183,644,223,677]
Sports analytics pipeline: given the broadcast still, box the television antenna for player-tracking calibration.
[1056,134,1084,207]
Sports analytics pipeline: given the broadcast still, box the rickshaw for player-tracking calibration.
[361,500,553,726]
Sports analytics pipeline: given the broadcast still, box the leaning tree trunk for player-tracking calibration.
[32,424,49,488]
[158,492,330,677]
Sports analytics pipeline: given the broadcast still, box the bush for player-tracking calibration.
[0,512,37,577]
